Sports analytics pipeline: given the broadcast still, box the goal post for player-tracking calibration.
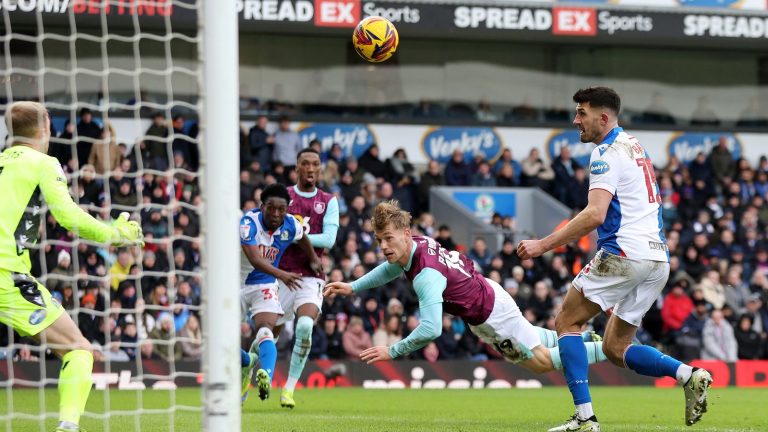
[200,0,242,430]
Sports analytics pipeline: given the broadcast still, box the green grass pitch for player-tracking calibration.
[2,387,765,431]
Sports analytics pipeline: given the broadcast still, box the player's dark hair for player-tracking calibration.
[260,183,290,205]
[572,87,621,115]
[297,147,321,161]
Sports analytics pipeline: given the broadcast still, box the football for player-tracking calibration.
[352,16,399,63]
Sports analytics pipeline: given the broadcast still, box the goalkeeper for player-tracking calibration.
[0,102,144,432]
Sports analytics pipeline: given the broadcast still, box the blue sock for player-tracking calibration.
[624,345,682,378]
[258,337,277,381]
[559,334,592,405]
[240,349,251,368]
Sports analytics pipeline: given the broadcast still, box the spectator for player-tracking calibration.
[468,238,492,272]
[75,108,103,169]
[471,162,496,187]
[78,294,104,346]
[372,315,403,347]
[323,315,346,360]
[272,116,302,171]
[434,225,457,251]
[699,270,726,310]
[179,314,202,360]
[709,137,735,185]
[551,146,581,204]
[444,149,472,186]
[567,167,589,209]
[496,163,517,187]
[735,315,763,359]
[493,149,522,183]
[358,144,387,181]
[342,316,372,360]
[677,299,709,360]
[141,112,169,171]
[248,115,274,169]
[110,248,134,293]
[150,312,182,362]
[87,122,121,175]
[701,309,738,362]
[418,160,445,209]
[521,148,554,189]
[661,283,694,335]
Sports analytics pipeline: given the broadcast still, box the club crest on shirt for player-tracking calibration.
[280,230,290,241]
[314,201,326,214]
[240,219,252,241]
[590,160,610,175]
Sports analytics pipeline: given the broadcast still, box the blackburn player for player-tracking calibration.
[275,148,339,409]
[239,183,321,403]
[1,102,144,432]
[518,87,712,431]
[324,201,608,376]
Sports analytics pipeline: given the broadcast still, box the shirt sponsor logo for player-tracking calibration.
[238,0,313,21]
[420,127,503,164]
[649,241,669,251]
[314,0,360,27]
[590,160,610,175]
[29,308,47,325]
[552,7,596,36]
[546,129,594,167]
[298,123,376,159]
[684,15,768,38]
[454,7,551,30]
[666,133,742,164]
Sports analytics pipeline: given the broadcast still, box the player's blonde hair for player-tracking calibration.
[5,101,47,144]
[371,200,412,234]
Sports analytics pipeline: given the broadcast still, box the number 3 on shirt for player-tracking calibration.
[636,158,661,204]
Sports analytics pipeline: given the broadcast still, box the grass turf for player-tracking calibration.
[1,386,765,431]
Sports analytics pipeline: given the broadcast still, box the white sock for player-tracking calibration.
[676,364,694,385]
[285,376,298,391]
[576,403,594,420]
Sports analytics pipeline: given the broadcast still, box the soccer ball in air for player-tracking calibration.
[352,16,399,63]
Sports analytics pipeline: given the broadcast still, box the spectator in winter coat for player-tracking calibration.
[342,316,372,360]
[701,309,738,361]
[735,314,763,359]
[444,149,472,186]
[661,283,694,334]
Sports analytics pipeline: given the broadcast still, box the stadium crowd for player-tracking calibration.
[2,110,767,366]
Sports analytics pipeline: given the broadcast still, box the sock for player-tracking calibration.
[676,364,694,384]
[256,327,277,381]
[58,349,94,426]
[624,345,684,381]
[558,334,592,414]
[240,348,252,368]
[536,327,559,348]
[550,342,607,370]
[285,316,313,392]
[576,403,594,421]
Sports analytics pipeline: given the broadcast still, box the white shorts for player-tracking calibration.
[240,282,283,320]
[275,277,324,326]
[469,278,541,364]
[573,249,670,327]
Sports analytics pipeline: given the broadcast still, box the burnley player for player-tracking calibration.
[324,201,607,376]
[275,148,339,409]
[240,183,321,403]
[519,87,712,431]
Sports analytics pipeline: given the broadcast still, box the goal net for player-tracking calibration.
[0,1,241,430]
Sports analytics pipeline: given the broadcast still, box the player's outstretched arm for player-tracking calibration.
[307,197,339,249]
[517,188,613,259]
[242,244,302,290]
[39,160,143,246]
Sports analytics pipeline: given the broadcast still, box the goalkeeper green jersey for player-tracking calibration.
[0,145,114,274]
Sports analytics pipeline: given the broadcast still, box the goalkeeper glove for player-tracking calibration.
[111,212,145,246]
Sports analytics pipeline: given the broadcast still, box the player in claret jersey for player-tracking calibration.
[239,183,321,404]
[324,201,608,377]
[275,148,339,409]
[518,87,712,432]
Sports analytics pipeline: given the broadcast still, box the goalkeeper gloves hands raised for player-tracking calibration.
[111,212,145,246]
